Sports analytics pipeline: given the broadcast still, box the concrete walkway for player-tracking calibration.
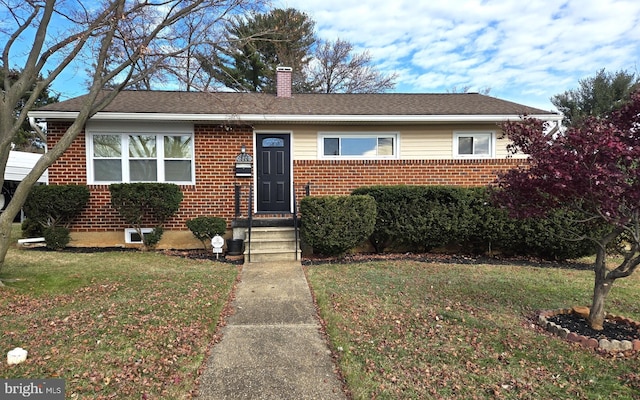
[196,261,347,399]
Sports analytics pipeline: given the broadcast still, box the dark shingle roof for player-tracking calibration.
[35,90,555,118]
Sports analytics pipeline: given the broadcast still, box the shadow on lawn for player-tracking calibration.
[302,252,593,270]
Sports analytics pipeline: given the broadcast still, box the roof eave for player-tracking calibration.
[28,111,563,123]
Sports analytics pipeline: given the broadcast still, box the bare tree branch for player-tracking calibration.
[309,38,397,93]
[0,0,264,273]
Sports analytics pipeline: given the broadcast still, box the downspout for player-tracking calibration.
[21,117,48,242]
[546,120,562,138]
[28,117,47,150]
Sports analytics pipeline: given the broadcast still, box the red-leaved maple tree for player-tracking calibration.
[494,90,640,330]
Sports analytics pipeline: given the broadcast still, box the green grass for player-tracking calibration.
[306,260,640,399]
[1,225,238,399]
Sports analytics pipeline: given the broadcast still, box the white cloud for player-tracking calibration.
[277,0,640,110]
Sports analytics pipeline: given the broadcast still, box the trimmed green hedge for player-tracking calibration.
[352,185,599,260]
[43,226,71,251]
[23,184,90,228]
[23,184,90,249]
[109,183,183,249]
[186,216,227,249]
[300,195,377,256]
[351,185,474,253]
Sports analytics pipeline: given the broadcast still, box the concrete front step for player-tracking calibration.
[248,240,299,252]
[248,227,297,240]
[244,227,301,263]
[244,250,301,263]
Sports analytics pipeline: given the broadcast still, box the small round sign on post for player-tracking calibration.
[211,235,224,259]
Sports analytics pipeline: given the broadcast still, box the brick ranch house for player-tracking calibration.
[28,67,561,251]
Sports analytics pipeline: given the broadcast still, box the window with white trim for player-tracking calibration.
[453,132,495,158]
[319,133,398,159]
[89,132,194,184]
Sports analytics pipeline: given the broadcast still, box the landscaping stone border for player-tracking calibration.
[537,307,640,352]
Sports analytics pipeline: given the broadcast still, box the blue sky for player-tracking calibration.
[275,0,640,111]
[45,0,640,113]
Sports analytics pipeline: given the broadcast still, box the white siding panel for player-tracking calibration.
[5,151,48,183]
[401,130,452,160]
[292,129,317,160]
[279,123,518,161]
[496,136,527,159]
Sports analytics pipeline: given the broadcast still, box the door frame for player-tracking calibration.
[253,130,294,213]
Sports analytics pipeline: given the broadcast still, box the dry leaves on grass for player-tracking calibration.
[1,275,232,399]
[309,260,640,399]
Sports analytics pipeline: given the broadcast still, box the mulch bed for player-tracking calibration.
[161,249,244,264]
[548,313,640,342]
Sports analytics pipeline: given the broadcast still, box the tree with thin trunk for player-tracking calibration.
[493,90,640,330]
[1,68,58,152]
[551,68,639,127]
[0,0,260,279]
[309,38,397,93]
[198,8,316,93]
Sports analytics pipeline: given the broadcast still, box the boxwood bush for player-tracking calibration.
[23,184,90,249]
[300,195,376,256]
[186,216,227,250]
[352,185,475,253]
[109,183,183,250]
[353,185,599,260]
[23,184,90,228]
[43,226,71,251]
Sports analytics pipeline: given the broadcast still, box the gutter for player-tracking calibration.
[28,111,564,124]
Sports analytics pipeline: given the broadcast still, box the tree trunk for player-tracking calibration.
[0,206,18,279]
[589,246,613,330]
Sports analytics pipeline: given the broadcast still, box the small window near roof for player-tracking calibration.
[454,132,494,158]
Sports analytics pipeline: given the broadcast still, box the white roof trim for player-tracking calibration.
[28,111,563,123]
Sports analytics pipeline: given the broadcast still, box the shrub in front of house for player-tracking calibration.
[109,183,183,250]
[462,188,526,255]
[23,184,90,249]
[21,218,43,238]
[23,184,90,227]
[353,185,598,261]
[43,226,71,250]
[142,226,164,249]
[503,208,603,260]
[466,189,600,260]
[300,195,376,256]
[352,185,474,253]
[186,216,227,250]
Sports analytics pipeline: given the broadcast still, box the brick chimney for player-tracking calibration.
[276,66,292,98]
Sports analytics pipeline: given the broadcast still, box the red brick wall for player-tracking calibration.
[293,159,524,196]
[47,122,253,232]
[46,122,524,235]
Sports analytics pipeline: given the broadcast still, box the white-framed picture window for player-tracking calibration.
[319,133,398,159]
[87,128,194,184]
[453,132,495,158]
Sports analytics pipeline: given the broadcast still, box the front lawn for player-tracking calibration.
[0,232,238,399]
[306,260,640,399]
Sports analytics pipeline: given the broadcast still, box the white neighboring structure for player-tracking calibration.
[5,150,47,183]
[2,151,47,217]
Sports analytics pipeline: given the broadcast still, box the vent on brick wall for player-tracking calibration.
[125,228,153,244]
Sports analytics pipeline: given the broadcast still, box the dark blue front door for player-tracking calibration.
[256,133,291,212]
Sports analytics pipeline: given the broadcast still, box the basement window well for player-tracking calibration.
[125,228,154,244]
